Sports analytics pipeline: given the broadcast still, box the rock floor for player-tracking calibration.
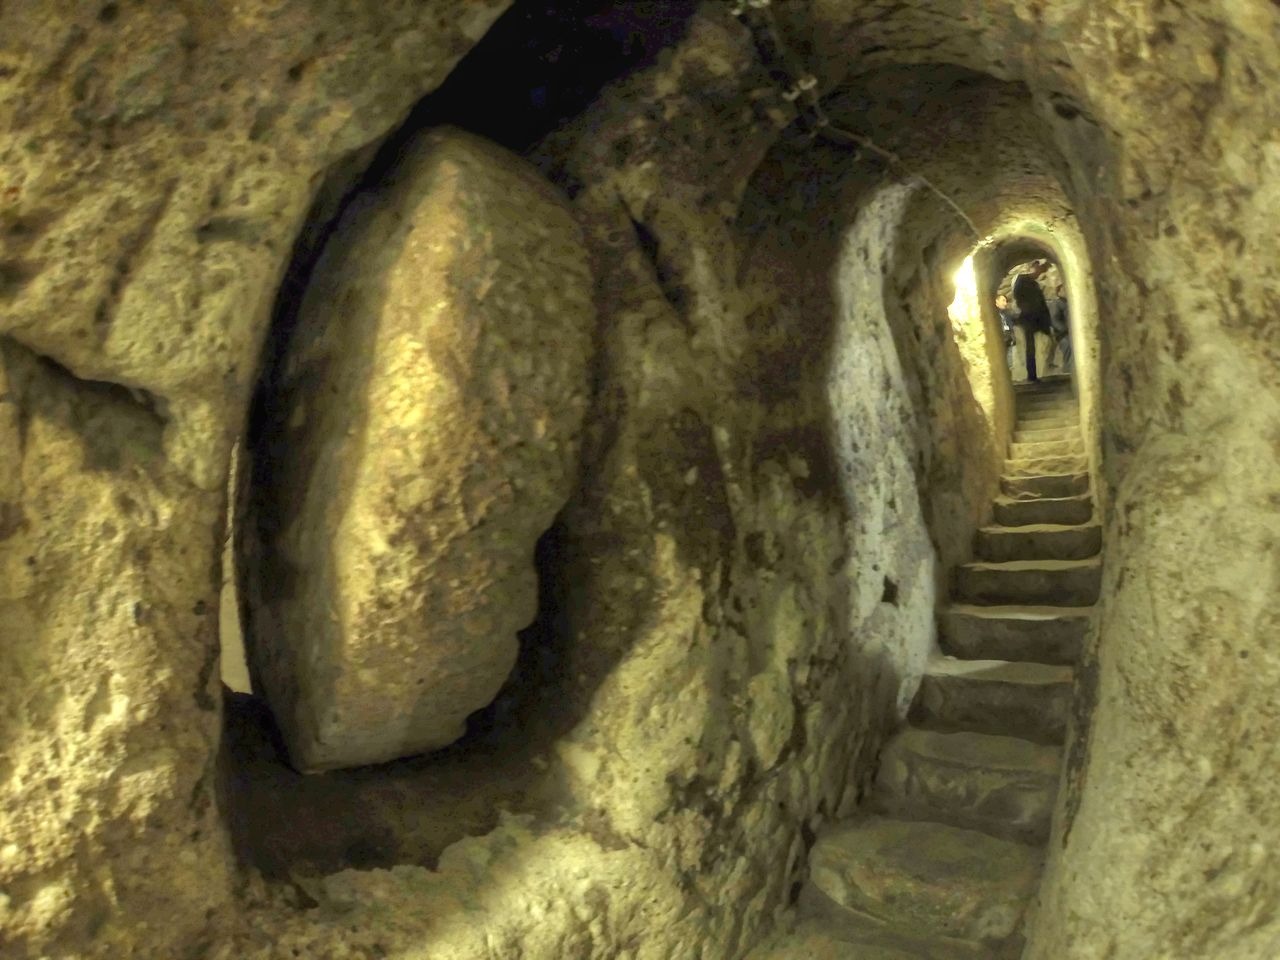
[753,376,1097,959]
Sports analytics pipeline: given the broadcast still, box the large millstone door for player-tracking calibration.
[238,128,595,772]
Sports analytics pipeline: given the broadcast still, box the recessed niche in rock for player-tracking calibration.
[237,127,595,772]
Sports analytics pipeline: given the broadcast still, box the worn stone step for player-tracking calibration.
[1018,384,1074,400]
[874,729,1061,843]
[1019,385,1074,399]
[1009,437,1084,460]
[1018,376,1070,391]
[912,656,1072,744]
[1014,376,1073,395]
[1016,408,1077,420]
[1016,421,1077,435]
[1016,413,1078,429]
[1018,399,1076,412]
[1000,472,1090,499]
[1020,386,1074,400]
[956,557,1101,606]
[757,915,991,960]
[939,604,1089,665]
[993,494,1093,527]
[976,522,1100,562]
[1019,401,1075,416]
[1003,455,1087,478]
[805,816,1041,945]
[1013,425,1080,443]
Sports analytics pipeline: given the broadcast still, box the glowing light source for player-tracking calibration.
[948,255,978,326]
[946,252,998,423]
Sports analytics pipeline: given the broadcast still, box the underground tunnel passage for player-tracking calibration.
[0,2,1276,959]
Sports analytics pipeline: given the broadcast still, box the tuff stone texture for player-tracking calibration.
[957,557,1102,606]
[0,0,510,490]
[805,817,1041,944]
[976,522,1101,562]
[1015,409,1077,423]
[1000,472,1090,499]
[1002,454,1089,477]
[0,2,510,956]
[874,729,1061,843]
[779,373,1096,956]
[0,342,230,956]
[940,604,1090,665]
[913,657,1072,744]
[1013,425,1081,443]
[748,921,977,960]
[2,1,1276,958]
[237,128,594,771]
[1009,438,1084,459]
[992,493,1094,526]
[230,13,967,957]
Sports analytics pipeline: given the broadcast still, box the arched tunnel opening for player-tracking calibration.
[1,2,1275,960]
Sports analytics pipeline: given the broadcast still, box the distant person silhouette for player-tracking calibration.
[1049,284,1072,372]
[1012,261,1052,382]
[996,293,1017,373]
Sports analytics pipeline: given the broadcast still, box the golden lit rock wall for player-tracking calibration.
[0,2,510,956]
[2,1,1275,958]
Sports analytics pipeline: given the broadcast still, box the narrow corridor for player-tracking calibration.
[758,376,1101,959]
[4,3,1273,956]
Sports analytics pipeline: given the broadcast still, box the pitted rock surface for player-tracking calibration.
[0,3,511,956]
[0,1,1276,958]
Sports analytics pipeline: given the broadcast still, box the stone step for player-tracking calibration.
[976,522,1100,562]
[1014,375,1073,394]
[805,816,1041,945]
[939,604,1089,665]
[1002,454,1089,478]
[955,557,1102,606]
[1018,401,1075,416]
[993,494,1093,527]
[912,656,1072,744]
[1013,425,1080,443]
[1016,413,1078,429]
[747,918,988,960]
[1024,391,1075,407]
[1018,376,1074,389]
[1000,472,1089,499]
[1017,400,1076,414]
[874,729,1061,843]
[1018,383,1074,399]
[1009,437,1084,460]
[1019,387,1074,400]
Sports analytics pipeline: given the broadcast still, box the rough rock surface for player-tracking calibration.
[2,1,1277,959]
[0,1,510,956]
[223,12,1025,959]
[238,128,594,771]
[806,816,1041,944]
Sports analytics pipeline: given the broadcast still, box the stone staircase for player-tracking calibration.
[753,377,1098,959]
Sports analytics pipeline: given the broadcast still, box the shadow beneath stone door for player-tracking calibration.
[219,519,588,880]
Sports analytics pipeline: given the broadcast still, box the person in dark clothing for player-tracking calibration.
[1048,284,1072,371]
[995,293,1017,373]
[1011,262,1053,381]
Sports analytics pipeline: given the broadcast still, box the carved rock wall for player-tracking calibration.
[224,12,1029,958]
[0,2,511,956]
[1,1,1276,958]
[800,1,1280,954]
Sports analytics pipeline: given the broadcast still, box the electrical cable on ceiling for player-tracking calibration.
[728,0,980,238]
